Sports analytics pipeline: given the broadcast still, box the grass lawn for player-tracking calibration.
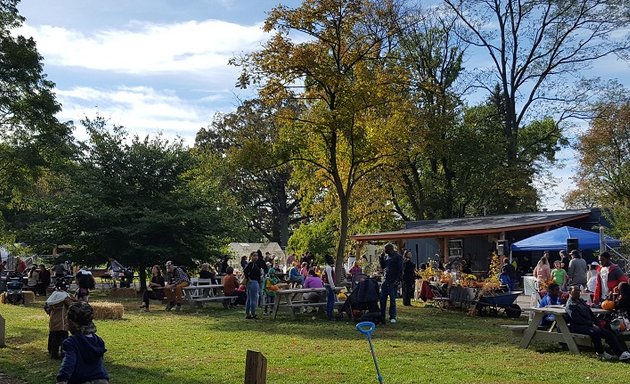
[0,293,628,383]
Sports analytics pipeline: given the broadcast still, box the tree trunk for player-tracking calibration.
[335,196,350,285]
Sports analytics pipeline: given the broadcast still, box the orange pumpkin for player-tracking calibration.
[601,300,615,311]
[270,285,279,292]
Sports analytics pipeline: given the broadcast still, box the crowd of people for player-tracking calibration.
[4,241,628,384]
[130,246,416,325]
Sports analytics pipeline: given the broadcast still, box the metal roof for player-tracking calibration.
[350,209,592,241]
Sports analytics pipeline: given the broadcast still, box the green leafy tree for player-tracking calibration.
[566,97,630,240]
[233,0,403,281]
[21,117,235,289]
[0,0,73,234]
[287,216,337,262]
[383,15,466,220]
[195,99,302,247]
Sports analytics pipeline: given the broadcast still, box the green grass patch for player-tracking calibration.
[0,293,627,383]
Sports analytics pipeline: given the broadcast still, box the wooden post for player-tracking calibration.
[0,314,5,348]
[244,350,266,384]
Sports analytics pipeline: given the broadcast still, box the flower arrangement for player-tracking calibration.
[417,262,438,281]
[537,277,555,291]
[478,252,502,295]
[459,273,479,288]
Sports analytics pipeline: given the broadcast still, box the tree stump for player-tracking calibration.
[244,350,266,384]
[0,315,5,347]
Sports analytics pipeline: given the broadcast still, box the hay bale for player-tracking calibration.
[90,302,124,320]
[23,291,35,305]
[108,288,137,298]
[0,292,5,304]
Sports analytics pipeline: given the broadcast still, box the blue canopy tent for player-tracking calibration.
[511,226,621,251]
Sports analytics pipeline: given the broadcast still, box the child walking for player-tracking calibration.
[45,279,74,359]
[56,301,109,384]
[551,260,568,291]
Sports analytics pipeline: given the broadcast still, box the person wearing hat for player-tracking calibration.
[163,261,190,312]
[45,279,75,359]
[56,302,109,384]
[567,249,587,287]
[75,267,96,302]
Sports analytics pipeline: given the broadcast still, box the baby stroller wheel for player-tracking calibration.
[8,293,24,305]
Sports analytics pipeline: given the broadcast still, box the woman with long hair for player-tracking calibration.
[140,265,165,312]
[533,256,551,284]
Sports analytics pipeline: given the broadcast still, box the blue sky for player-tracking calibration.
[14,0,629,211]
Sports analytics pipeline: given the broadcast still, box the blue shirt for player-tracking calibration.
[539,294,563,324]
[57,333,109,384]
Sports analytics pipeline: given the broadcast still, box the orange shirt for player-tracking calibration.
[222,274,239,295]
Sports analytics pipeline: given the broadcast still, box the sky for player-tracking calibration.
[13,0,630,211]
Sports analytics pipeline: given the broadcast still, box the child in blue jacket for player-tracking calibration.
[56,302,109,384]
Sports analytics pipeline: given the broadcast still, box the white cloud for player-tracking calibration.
[18,19,267,75]
[56,86,230,146]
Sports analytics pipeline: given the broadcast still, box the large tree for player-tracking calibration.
[233,0,404,280]
[444,0,628,209]
[195,99,302,247]
[0,0,73,234]
[383,15,467,220]
[21,117,235,289]
[565,96,630,240]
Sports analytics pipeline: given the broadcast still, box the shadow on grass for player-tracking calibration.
[86,293,545,352]
[104,362,229,384]
[162,302,530,348]
[4,324,48,345]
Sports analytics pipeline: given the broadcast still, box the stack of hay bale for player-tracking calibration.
[90,302,124,320]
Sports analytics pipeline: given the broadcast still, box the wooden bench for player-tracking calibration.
[500,324,530,337]
[182,284,235,307]
[191,295,236,308]
[271,287,346,319]
[511,321,630,351]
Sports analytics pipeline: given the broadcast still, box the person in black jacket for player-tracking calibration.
[402,251,416,306]
[379,243,403,324]
[566,285,630,361]
[244,252,263,319]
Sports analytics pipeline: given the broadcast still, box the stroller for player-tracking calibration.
[340,273,381,322]
[6,273,25,305]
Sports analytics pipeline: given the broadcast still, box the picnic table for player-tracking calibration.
[270,287,345,320]
[519,306,610,353]
[182,283,232,306]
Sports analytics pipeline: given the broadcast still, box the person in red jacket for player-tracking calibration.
[594,251,628,304]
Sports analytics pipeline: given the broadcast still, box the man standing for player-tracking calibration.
[567,249,587,287]
[379,243,403,324]
[594,251,628,304]
[559,250,570,272]
[402,251,416,306]
[164,261,190,312]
